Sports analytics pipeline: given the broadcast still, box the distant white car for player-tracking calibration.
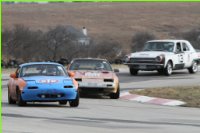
[125,40,200,76]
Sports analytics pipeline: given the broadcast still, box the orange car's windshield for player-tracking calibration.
[69,60,112,71]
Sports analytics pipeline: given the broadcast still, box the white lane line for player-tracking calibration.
[132,96,155,102]
[163,100,186,106]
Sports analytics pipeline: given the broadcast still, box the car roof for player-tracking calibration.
[19,62,62,67]
[71,58,108,62]
[147,39,189,43]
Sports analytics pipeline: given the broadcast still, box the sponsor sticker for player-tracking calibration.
[85,72,100,77]
[39,79,58,84]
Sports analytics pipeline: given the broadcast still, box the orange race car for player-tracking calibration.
[68,58,120,99]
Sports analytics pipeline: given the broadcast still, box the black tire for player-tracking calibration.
[8,89,16,104]
[110,85,120,99]
[69,93,79,107]
[188,61,198,74]
[164,61,173,76]
[130,68,138,75]
[17,90,26,106]
[59,101,67,105]
[157,69,164,74]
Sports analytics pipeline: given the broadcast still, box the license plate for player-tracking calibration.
[80,82,106,87]
[139,65,146,69]
[82,78,103,82]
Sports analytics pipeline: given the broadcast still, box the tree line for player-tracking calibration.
[2,24,122,66]
[2,24,200,67]
[131,27,200,52]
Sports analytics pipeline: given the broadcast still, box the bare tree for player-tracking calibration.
[131,31,156,52]
[181,28,200,49]
[2,29,13,61]
[90,40,122,61]
[44,25,80,61]
[2,24,123,63]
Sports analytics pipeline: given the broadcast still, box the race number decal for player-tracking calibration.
[85,72,100,77]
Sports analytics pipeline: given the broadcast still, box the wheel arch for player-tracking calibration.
[16,86,20,94]
[165,59,173,68]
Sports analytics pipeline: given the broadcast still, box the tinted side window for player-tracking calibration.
[176,42,182,52]
[182,43,190,51]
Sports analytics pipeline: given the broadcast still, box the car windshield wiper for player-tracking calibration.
[155,49,165,51]
[143,49,152,51]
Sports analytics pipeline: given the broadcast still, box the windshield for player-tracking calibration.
[143,42,174,52]
[69,60,113,71]
[20,64,67,77]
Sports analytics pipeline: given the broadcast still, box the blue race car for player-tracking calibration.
[8,62,79,107]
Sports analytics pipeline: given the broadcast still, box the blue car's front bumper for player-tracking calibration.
[21,86,77,102]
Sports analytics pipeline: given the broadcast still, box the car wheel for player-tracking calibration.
[69,93,79,107]
[188,61,198,74]
[17,90,26,106]
[8,89,16,104]
[164,61,173,76]
[110,85,120,99]
[59,101,67,105]
[130,68,138,75]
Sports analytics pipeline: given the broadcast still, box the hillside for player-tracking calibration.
[2,2,200,52]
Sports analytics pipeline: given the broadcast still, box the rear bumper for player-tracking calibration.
[125,63,164,70]
[21,88,77,102]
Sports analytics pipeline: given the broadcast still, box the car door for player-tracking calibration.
[182,42,192,68]
[174,42,185,69]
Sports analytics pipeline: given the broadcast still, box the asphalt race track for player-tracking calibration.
[2,67,200,133]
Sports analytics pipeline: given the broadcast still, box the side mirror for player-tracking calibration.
[10,73,17,78]
[114,69,119,73]
[66,65,70,71]
[68,71,75,77]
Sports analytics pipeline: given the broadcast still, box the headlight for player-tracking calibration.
[156,55,165,63]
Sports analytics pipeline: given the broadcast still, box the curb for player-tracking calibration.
[120,91,185,106]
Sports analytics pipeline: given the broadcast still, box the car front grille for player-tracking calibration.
[38,93,65,98]
[130,58,157,63]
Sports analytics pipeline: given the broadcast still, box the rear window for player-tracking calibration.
[69,60,112,71]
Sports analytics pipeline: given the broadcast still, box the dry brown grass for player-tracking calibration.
[130,86,200,108]
[2,2,200,51]
[2,68,16,74]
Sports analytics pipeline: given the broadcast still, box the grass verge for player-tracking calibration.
[130,86,200,108]
[111,64,128,69]
[2,68,16,74]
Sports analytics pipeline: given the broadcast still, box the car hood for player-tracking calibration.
[22,76,72,84]
[71,70,115,79]
[131,51,173,58]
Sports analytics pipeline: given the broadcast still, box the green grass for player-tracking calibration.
[130,86,200,108]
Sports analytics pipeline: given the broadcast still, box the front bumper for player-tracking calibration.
[78,82,116,94]
[21,87,77,102]
[125,63,164,70]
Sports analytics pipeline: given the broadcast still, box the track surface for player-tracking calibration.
[2,68,200,133]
